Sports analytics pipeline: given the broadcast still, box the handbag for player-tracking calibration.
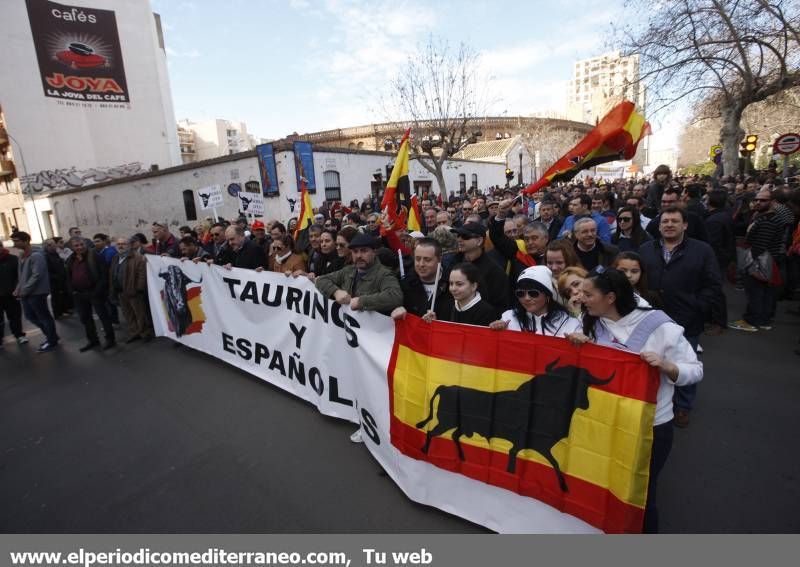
[742,248,783,286]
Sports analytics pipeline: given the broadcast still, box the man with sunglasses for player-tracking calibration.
[729,189,784,333]
[203,222,229,264]
[449,223,509,316]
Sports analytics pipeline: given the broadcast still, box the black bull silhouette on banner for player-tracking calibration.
[159,265,202,338]
[198,192,211,207]
[415,359,615,492]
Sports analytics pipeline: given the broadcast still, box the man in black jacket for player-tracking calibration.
[450,223,509,316]
[0,241,27,348]
[647,189,708,242]
[66,237,116,351]
[219,225,267,270]
[535,199,563,242]
[391,238,453,321]
[704,190,735,334]
[639,207,722,428]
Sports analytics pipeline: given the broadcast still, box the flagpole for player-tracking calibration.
[430,263,440,313]
[398,249,405,279]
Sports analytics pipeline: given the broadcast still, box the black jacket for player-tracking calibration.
[0,252,19,296]
[646,210,709,242]
[218,239,268,270]
[446,298,496,327]
[704,208,735,266]
[535,216,563,242]
[45,250,68,290]
[65,249,109,297]
[451,250,509,317]
[400,270,453,320]
[638,237,722,337]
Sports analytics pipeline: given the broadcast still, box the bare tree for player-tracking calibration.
[518,122,583,180]
[380,37,493,199]
[616,0,800,176]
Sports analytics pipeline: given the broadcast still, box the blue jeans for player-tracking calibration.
[673,335,698,412]
[21,294,59,344]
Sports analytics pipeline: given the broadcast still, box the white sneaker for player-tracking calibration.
[696,344,704,353]
[17,336,29,345]
[350,429,363,443]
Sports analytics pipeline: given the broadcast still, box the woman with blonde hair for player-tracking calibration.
[557,266,588,317]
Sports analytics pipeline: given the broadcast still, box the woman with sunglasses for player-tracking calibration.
[566,267,702,533]
[268,234,306,275]
[612,205,652,252]
[490,266,580,336]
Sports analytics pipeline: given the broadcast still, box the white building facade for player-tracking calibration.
[25,146,509,239]
[567,51,645,125]
[178,119,258,163]
[0,0,181,241]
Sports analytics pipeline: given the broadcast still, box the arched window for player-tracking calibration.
[471,174,478,190]
[183,189,197,221]
[459,174,466,192]
[356,141,364,150]
[323,170,341,202]
[71,198,80,226]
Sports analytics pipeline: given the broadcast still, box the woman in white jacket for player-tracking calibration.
[567,266,702,533]
[490,266,581,337]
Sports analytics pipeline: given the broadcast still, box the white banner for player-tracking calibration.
[196,185,224,210]
[146,257,598,533]
[238,191,264,216]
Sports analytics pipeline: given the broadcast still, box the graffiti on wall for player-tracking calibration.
[21,162,144,193]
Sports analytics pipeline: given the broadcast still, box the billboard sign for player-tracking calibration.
[25,0,130,103]
[256,143,279,197]
[293,141,317,194]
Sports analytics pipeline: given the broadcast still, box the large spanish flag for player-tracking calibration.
[388,315,659,533]
[381,128,411,226]
[523,100,650,194]
[294,178,314,241]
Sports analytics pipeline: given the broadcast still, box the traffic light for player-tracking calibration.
[740,134,758,155]
[505,168,514,181]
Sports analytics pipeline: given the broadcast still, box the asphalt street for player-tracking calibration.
[1,287,798,533]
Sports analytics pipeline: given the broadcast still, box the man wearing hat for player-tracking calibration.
[315,233,402,315]
[450,223,509,316]
[250,220,270,252]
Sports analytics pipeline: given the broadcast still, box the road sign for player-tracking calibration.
[773,133,800,156]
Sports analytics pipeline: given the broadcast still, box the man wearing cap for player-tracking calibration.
[150,222,180,258]
[250,220,270,252]
[315,233,402,315]
[450,223,509,316]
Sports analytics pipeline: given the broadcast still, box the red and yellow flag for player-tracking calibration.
[408,194,423,233]
[294,178,314,241]
[523,100,650,194]
[388,315,660,533]
[381,128,411,226]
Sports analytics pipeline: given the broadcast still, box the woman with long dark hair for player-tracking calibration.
[490,266,580,336]
[612,205,652,252]
[613,251,663,308]
[426,262,495,327]
[566,267,702,534]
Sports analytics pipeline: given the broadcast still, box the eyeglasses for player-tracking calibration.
[515,289,543,299]
[753,198,772,203]
[618,216,633,222]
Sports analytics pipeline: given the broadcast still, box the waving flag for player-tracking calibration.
[408,194,423,232]
[381,128,411,225]
[523,101,650,194]
[294,178,314,241]
[389,315,660,533]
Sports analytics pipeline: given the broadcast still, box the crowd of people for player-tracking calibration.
[2,163,799,533]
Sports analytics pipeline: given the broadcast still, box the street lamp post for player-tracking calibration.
[7,131,45,242]
[518,151,523,186]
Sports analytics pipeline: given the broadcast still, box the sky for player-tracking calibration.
[152,0,684,150]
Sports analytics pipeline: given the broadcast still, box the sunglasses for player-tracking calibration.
[515,289,543,299]
[618,216,633,222]
[754,198,771,203]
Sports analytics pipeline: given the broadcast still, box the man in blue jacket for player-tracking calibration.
[11,231,59,352]
[558,194,612,243]
[639,206,722,428]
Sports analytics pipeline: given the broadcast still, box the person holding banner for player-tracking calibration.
[219,226,268,271]
[391,238,453,322]
[424,262,495,327]
[489,266,581,337]
[566,267,702,533]
[268,235,306,275]
[315,233,402,316]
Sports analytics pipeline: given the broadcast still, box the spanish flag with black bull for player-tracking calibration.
[388,315,660,533]
[523,100,650,194]
[381,128,411,227]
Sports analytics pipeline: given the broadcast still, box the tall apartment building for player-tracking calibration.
[567,51,645,125]
[177,119,259,163]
